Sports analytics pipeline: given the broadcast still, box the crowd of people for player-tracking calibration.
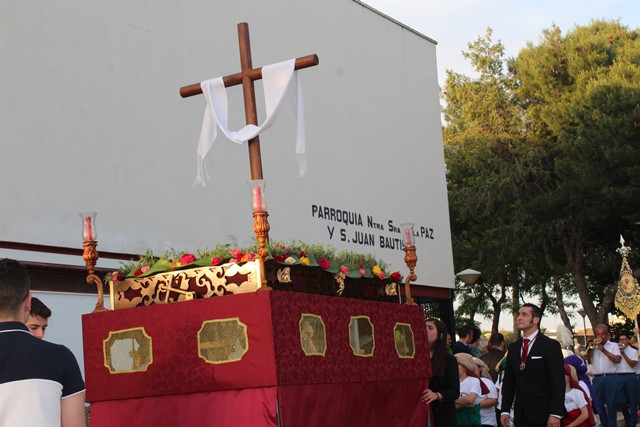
[423,304,640,427]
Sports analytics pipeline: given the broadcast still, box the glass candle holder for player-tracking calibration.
[248,179,268,213]
[80,212,98,241]
[400,223,415,247]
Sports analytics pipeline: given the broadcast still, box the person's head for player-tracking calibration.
[457,325,473,343]
[477,337,489,354]
[426,318,450,378]
[563,364,578,388]
[0,259,31,322]
[516,303,541,334]
[27,297,51,339]
[426,318,448,348]
[488,332,505,351]
[470,326,481,345]
[595,324,610,343]
[618,333,631,348]
[454,352,475,379]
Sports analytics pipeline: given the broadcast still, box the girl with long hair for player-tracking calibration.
[421,318,459,426]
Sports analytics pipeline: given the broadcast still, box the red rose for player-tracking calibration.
[211,257,222,266]
[230,248,243,258]
[273,254,290,263]
[134,269,143,276]
[390,271,402,281]
[340,266,349,275]
[179,254,196,265]
[317,258,330,269]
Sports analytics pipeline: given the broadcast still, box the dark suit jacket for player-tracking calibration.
[452,340,472,355]
[500,332,565,424]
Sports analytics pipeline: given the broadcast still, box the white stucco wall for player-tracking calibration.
[1,1,453,287]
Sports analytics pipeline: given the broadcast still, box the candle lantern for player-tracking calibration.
[400,223,415,247]
[80,212,98,241]
[79,211,107,312]
[248,180,272,291]
[400,222,417,305]
[248,179,268,212]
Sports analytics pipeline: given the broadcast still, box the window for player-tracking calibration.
[349,316,374,357]
[299,314,326,356]
[394,323,415,358]
[103,327,152,373]
[198,318,248,363]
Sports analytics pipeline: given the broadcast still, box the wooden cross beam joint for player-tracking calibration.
[179,22,318,182]
[179,53,319,98]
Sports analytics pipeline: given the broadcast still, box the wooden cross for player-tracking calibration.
[180,22,319,181]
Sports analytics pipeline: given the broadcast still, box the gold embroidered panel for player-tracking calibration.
[109,261,261,309]
[394,323,415,358]
[197,318,248,364]
[103,327,153,374]
[349,316,374,357]
[299,314,327,356]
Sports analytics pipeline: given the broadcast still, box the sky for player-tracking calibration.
[364,0,640,89]
[362,0,640,333]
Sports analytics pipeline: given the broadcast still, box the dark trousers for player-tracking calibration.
[594,374,622,427]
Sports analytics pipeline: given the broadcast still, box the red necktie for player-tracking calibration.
[521,338,530,365]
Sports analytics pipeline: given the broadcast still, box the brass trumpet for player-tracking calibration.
[587,338,602,349]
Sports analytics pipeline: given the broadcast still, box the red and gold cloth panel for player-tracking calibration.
[83,290,431,425]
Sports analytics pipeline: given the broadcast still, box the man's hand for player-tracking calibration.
[547,415,561,427]
[500,413,510,427]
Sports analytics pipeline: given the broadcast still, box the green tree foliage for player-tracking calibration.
[445,21,640,331]
[514,20,640,326]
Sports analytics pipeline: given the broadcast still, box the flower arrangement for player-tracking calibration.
[107,240,402,282]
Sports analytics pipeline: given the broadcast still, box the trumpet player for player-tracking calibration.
[617,334,638,427]
[586,324,621,427]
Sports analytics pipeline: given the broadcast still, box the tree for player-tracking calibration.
[444,29,557,333]
[513,20,640,327]
[445,21,640,332]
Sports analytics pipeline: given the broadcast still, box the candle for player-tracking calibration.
[80,212,97,241]
[83,216,93,241]
[400,222,414,247]
[252,186,263,212]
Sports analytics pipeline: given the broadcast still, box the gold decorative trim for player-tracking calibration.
[103,327,153,374]
[276,267,292,283]
[334,271,346,296]
[197,317,248,364]
[349,315,375,357]
[299,313,327,356]
[394,322,415,358]
[109,261,261,309]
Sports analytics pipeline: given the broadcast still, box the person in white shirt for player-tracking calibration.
[586,324,621,427]
[473,357,498,427]
[617,334,637,427]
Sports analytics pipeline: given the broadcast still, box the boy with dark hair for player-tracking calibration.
[27,296,52,339]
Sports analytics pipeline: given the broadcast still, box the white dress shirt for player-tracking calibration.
[590,340,621,375]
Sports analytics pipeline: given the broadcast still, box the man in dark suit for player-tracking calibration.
[453,324,474,355]
[500,303,565,427]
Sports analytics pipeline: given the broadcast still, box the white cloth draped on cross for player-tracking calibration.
[194,59,307,187]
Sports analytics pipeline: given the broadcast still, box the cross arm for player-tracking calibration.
[179,54,319,98]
